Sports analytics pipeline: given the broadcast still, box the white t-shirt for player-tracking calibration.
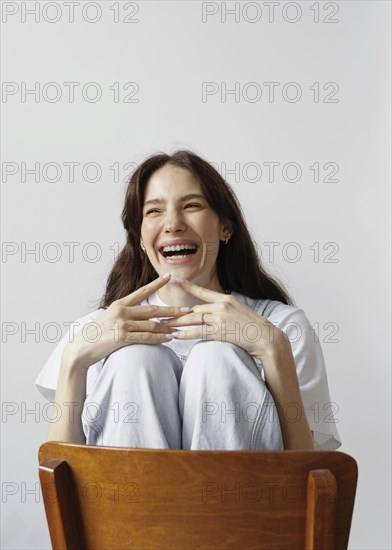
[35,291,341,450]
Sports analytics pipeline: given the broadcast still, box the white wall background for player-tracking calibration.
[1,1,390,548]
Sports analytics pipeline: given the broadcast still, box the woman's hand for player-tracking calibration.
[64,274,191,370]
[161,279,289,363]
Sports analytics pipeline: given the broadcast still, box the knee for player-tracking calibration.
[102,343,181,382]
[106,343,175,364]
[182,341,233,379]
[187,340,236,359]
[183,340,261,381]
[186,340,250,368]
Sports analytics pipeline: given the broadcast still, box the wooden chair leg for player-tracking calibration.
[305,469,337,550]
[39,458,83,550]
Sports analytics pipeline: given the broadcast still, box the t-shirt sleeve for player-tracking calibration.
[35,309,105,402]
[265,304,342,450]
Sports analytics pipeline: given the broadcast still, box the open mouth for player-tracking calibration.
[159,244,199,259]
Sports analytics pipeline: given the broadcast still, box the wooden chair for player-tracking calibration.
[38,442,357,550]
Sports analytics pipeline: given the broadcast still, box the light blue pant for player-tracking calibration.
[82,341,283,451]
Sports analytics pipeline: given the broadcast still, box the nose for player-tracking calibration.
[164,208,186,233]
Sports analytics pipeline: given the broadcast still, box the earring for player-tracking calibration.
[140,242,146,252]
[224,233,231,245]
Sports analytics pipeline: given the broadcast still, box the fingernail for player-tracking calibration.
[161,272,171,279]
[180,306,191,312]
[175,277,186,283]
[160,319,170,323]
[165,334,174,340]
[171,331,180,337]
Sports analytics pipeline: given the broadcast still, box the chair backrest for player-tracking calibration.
[38,442,357,550]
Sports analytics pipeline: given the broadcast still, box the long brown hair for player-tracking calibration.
[98,150,294,309]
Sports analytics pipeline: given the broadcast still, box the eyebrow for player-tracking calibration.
[143,193,207,207]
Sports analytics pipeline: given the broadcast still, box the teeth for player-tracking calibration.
[162,244,197,252]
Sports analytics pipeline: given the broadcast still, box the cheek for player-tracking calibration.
[197,212,219,229]
[141,220,155,238]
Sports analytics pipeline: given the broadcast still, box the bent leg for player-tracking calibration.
[82,344,183,449]
[179,341,283,451]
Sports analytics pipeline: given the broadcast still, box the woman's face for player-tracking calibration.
[140,164,229,289]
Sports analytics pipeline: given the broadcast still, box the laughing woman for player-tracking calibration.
[35,150,341,451]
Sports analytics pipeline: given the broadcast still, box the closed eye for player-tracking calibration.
[145,204,201,215]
